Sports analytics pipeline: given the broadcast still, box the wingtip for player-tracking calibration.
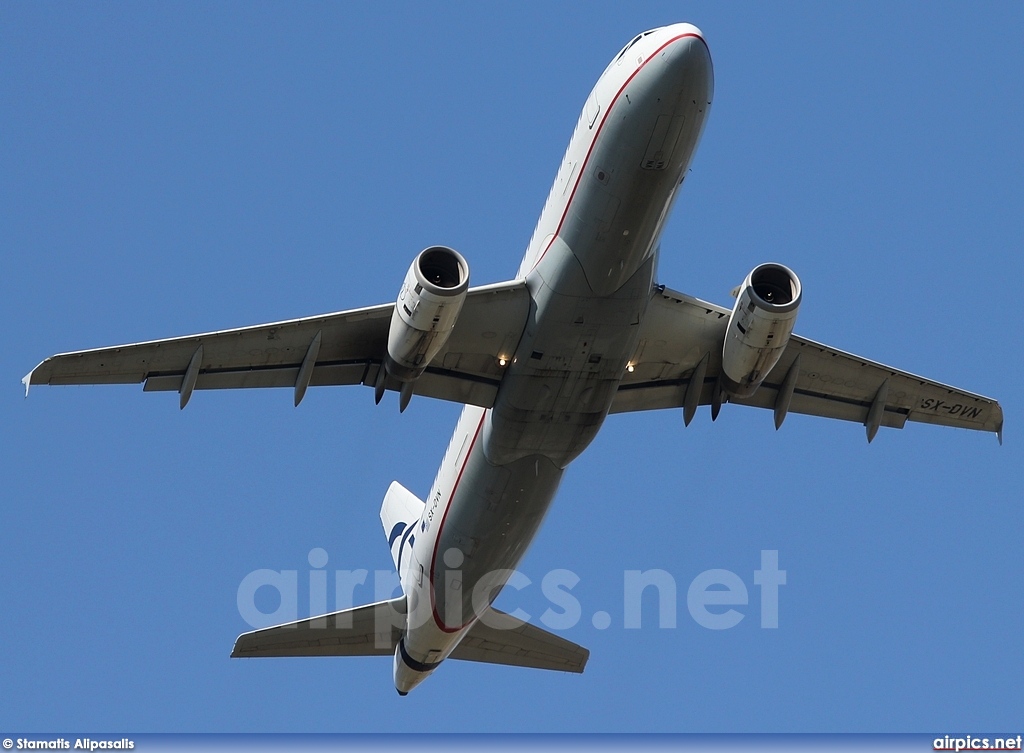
[21,369,32,398]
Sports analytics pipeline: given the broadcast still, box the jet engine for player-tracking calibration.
[720,263,801,398]
[381,246,469,406]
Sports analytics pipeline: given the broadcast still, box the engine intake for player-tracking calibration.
[385,246,470,384]
[721,263,801,398]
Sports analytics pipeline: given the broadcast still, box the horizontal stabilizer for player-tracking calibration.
[231,597,405,658]
[230,601,588,674]
[450,606,590,673]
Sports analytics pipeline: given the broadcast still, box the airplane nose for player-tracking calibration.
[664,22,706,45]
[662,29,714,104]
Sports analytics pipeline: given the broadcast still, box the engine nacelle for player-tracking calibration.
[385,246,470,383]
[721,263,801,398]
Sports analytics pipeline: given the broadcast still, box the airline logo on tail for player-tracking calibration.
[380,481,426,582]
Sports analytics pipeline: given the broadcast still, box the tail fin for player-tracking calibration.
[380,481,425,576]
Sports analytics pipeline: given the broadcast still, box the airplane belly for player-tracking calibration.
[401,409,563,659]
[398,26,717,690]
[478,34,713,468]
[559,33,713,295]
[430,450,562,632]
[484,247,655,467]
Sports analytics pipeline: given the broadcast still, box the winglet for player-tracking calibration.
[22,369,33,398]
[997,418,1003,446]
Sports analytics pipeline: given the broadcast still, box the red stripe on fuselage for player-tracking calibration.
[426,31,709,634]
[528,32,706,275]
[428,408,487,632]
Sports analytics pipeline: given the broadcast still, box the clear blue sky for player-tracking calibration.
[3,2,1021,733]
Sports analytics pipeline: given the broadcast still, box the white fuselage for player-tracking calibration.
[393,23,714,693]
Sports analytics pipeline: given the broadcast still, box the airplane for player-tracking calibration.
[23,23,1003,695]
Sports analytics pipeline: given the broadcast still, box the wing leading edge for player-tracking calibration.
[24,280,530,410]
[611,286,1003,442]
[25,278,1002,440]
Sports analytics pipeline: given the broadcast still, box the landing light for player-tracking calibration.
[626,362,635,373]
[498,357,508,367]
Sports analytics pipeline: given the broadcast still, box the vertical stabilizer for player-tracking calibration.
[380,481,425,576]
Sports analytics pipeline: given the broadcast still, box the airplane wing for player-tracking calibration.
[24,280,530,410]
[610,285,1004,442]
